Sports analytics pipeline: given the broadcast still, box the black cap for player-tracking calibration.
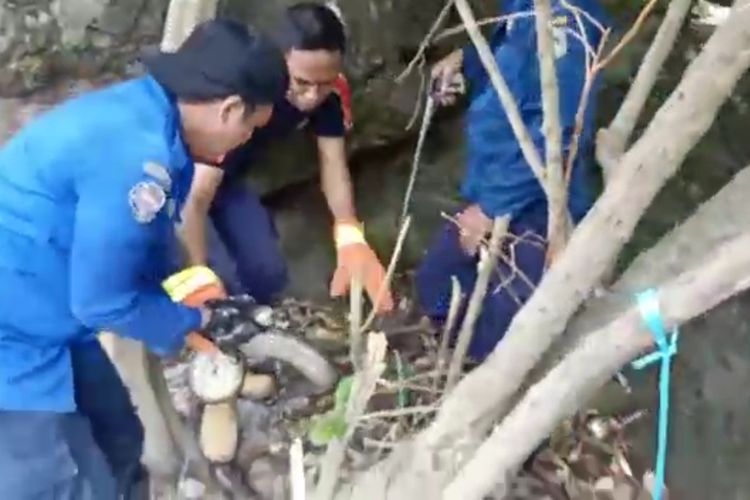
[142,19,288,106]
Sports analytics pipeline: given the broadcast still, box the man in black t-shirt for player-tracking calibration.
[179,2,393,311]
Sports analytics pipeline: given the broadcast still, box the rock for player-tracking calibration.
[236,399,273,468]
[200,402,239,464]
[241,372,277,400]
[246,457,286,500]
[214,464,255,499]
[0,0,165,95]
[177,477,207,500]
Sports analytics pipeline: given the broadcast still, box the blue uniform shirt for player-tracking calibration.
[221,93,345,179]
[0,76,202,412]
[461,0,609,222]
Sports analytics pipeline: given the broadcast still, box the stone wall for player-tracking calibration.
[0,0,167,96]
[0,0,450,188]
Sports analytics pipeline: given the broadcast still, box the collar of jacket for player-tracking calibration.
[142,74,191,173]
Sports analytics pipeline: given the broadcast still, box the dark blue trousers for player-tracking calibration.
[208,183,289,304]
[0,340,145,499]
[416,203,548,361]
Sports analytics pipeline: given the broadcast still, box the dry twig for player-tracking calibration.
[396,0,454,83]
[359,405,438,422]
[597,0,692,172]
[446,217,509,390]
[289,438,306,500]
[349,274,364,371]
[434,10,536,42]
[361,215,413,332]
[434,276,463,392]
[315,333,388,500]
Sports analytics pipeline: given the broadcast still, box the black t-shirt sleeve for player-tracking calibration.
[310,94,345,138]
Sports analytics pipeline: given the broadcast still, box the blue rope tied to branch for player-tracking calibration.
[631,288,679,500]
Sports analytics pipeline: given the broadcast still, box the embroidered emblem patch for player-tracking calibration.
[143,161,172,191]
[129,181,166,223]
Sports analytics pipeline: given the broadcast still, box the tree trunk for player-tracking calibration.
[569,163,750,337]
[98,334,182,482]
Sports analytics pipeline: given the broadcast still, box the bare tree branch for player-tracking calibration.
[453,0,548,185]
[434,11,536,43]
[599,0,661,68]
[446,217,509,391]
[160,0,219,51]
[533,0,568,261]
[597,0,693,172]
[563,33,608,186]
[420,4,750,449]
[570,163,750,338]
[446,230,750,499]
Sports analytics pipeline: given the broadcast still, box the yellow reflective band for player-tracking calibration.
[162,265,220,302]
[334,221,366,249]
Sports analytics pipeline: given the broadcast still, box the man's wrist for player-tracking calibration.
[334,219,366,249]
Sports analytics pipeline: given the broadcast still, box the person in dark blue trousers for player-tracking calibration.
[179,2,394,312]
[417,0,610,361]
[0,20,287,499]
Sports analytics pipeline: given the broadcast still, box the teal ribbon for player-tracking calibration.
[631,288,679,500]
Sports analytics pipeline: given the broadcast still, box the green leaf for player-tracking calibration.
[308,412,348,446]
[334,375,354,411]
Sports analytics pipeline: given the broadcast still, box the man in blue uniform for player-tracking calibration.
[178,2,394,312]
[417,0,610,361]
[0,20,287,499]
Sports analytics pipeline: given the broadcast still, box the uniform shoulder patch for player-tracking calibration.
[143,161,172,191]
[129,181,166,224]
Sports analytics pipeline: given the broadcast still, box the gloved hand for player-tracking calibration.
[162,265,227,307]
[329,220,394,313]
[162,266,227,353]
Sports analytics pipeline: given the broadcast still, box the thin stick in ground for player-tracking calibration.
[361,215,413,332]
[349,273,364,371]
[433,276,463,393]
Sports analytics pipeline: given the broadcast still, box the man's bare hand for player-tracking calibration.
[431,49,465,106]
[456,204,493,256]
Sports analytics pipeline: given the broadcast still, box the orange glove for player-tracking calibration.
[162,266,227,353]
[329,220,394,313]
